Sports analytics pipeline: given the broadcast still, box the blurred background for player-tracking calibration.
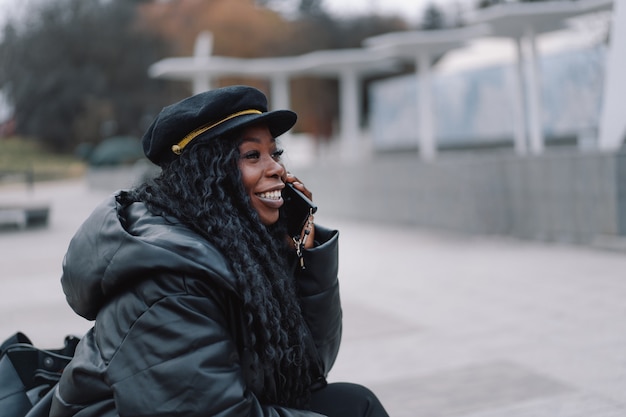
[2,1,626,416]
[0,0,623,245]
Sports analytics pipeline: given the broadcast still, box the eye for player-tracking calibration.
[272,149,284,160]
[242,150,260,160]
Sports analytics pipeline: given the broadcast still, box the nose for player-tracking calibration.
[265,156,285,178]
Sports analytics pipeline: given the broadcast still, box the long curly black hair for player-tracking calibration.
[130,134,312,407]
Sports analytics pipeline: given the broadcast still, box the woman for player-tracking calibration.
[51,85,389,417]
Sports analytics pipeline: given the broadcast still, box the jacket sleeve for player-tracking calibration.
[295,225,342,377]
[103,288,326,417]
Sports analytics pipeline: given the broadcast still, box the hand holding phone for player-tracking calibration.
[282,182,317,239]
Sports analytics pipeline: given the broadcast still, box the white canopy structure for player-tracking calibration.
[149,33,400,158]
[468,0,614,155]
[148,0,622,160]
[598,0,626,151]
[363,25,491,160]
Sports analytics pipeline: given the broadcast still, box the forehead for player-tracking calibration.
[239,124,275,144]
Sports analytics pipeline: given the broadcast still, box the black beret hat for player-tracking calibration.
[142,85,297,166]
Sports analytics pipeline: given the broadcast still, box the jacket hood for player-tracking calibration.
[61,192,235,320]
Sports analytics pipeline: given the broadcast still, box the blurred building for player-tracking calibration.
[148,0,626,246]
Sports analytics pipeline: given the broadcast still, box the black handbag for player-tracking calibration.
[0,332,79,417]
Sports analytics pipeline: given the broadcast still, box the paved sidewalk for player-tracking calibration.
[1,179,626,416]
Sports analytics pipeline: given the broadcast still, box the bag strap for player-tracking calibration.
[50,335,80,358]
[1,332,79,358]
[1,332,80,389]
[1,332,32,355]
[0,332,80,416]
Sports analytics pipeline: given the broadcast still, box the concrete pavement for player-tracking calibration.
[1,179,626,416]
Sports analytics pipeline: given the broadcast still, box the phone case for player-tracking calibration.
[282,183,317,237]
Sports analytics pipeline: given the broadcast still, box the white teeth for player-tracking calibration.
[257,190,281,200]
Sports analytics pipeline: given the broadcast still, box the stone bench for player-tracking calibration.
[0,169,50,229]
[0,200,50,229]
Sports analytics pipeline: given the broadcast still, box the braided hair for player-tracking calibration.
[130,134,312,407]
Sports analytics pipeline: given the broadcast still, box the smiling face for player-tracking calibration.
[237,124,286,226]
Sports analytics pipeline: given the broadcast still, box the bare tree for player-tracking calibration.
[0,0,171,151]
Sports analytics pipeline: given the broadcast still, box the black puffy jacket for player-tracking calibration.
[50,192,342,417]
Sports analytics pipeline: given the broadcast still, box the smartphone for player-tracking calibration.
[282,182,317,237]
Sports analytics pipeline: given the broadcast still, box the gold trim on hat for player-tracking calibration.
[171,109,263,155]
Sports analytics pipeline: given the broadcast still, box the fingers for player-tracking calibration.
[284,172,313,200]
[283,171,297,183]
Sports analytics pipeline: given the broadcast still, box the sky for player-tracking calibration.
[323,0,463,24]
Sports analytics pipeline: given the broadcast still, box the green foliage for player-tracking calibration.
[0,0,171,153]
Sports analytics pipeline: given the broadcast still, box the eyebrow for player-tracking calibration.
[239,136,276,145]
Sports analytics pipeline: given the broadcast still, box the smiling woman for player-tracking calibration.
[50,85,390,417]
[237,124,287,226]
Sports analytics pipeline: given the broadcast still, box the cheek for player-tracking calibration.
[238,163,253,194]
[238,162,250,192]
